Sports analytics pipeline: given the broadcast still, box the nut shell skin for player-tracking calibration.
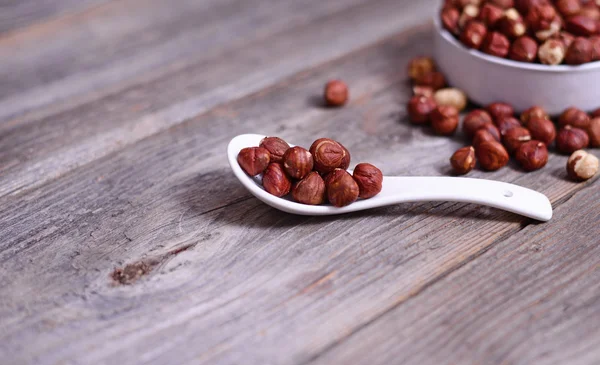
[407,95,437,125]
[324,80,349,107]
[260,137,290,163]
[463,110,494,139]
[473,128,500,148]
[325,169,360,207]
[309,138,348,174]
[502,126,532,153]
[431,105,460,135]
[408,57,436,82]
[283,146,314,180]
[567,150,599,181]
[486,102,514,121]
[352,163,383,199]
[558,107,590,129]
[292,172,326,205]
[262,163,292,197]
[565,37,593,65]
[496,116,522,135]
[460,20,488,49]
[476,141,510,171]
[556,126,590,154]
[441,7,461,35]
[509,36,538,62]
[520,106,548,125]
[450,146,477,175]
[588,117,600,147]
[481,32,511,57]
[526,117,556,146]
[237,147,271,176]
[515,141,548,171]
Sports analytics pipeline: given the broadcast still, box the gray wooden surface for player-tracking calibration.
[1,0,599,364]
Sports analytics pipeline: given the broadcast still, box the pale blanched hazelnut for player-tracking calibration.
[433,88,468,111]
[567,150,599,181]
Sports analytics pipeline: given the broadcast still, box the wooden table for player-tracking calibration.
[2,1,599,364]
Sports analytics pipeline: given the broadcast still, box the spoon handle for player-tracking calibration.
[381,176,552,221]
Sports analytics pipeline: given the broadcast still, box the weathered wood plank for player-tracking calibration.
[309,179,600,365]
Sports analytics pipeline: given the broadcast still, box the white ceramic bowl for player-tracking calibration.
[433,16,600,115]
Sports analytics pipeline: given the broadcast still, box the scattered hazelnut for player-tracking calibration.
[476,141,510,171]
[407,95,437,124]
[441,6,461,35]
[567,150,599,181]
[262,163,292,197]
[481,32,511,57]
[415,72,447,90]
[486,102,515,121]
[324,80,349,107]
[496,116,522,135]
[325,169,360,207]
[459,5,481,28]
[556,125,590,154]
[460,20,488,49]
[260,137,290,163]
[412,85,434,97]
[565,37,593,64]
[555,0,582,17]
[526,117,557,145]
[478,3,505,28]
[407,57,436,82]
[450,146,477,174]
[498,8,527,39]
[502,126,532,153]
[587,117,600,147]
[352,163,383,198]
[309,138,349,174]
[292,172,326,205]
[566,15,597,36]
[340,144,351,170]
[538,38,566,64]
[558,107,590,129]
[433,88,468,111]
[473,127,502,147]
[237,147,271,176]
[283,146,314,180]
[515,140,549,171]
[520,106,548,125]
[509,36,539,62]
[463,109,494,139]
[431,105,460,135]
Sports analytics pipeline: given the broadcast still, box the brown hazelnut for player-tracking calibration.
[407,57,436,82]
[283,146,314,180]
[459,5,481,28]
[260,137,290,163]
[592,108,600,118]
[292,171,326,205]
[526,117,557,145]
[481,32,511,57]
[415,72,447,90]
[407,95,437,124]
[558,107,590,129]
[352,163,383,199]
[309,138,348,174]
[262,163,292,197]
[431,105,460,135]
[324,80,349,107]
[502,126,532,153]
[450,146,477,174]
[556,125,590,154]
[488,0,515,9]
[325,169,360,207]
[538,38,566,64]
[473,127,501,147]
[567,150,599,181]
[590,36,600,61]
[237,147,271,176]
[553,31,575,48]
[486,102,515,121]
[433,88,468,111]
[412,85,434,97]
[476,141,510,170]
[565,37,593,64]
[587,117,600,147]
[498,8,528,39]
[460,20,488,49]
[441,7,461,35]
[463,109,494,139]
[566,15,597,36]
[509,36,538,62]
[478,3,505,27]
[526,3,559,31]
[579,3,600,20]
[520,106,548,125]
[496,116,522,135]
[555,0,582,17]
[340,144,351,170]
[515,140,549,171]
[515,0,550,15]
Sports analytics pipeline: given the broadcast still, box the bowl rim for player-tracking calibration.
[433,15,600,73]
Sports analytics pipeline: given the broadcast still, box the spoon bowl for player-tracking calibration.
[228,134,553,221]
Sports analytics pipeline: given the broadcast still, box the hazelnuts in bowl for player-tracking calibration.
[237,136,383,207]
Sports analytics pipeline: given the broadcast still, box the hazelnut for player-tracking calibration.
[260,137,290,163]
[412,85,434,97]
[463,109,494,139]
[534,21,561,42]
[407,95,437,124]
[590,36,600,61]
[515,140,549,171]
[567,150,599,181]
[556,125,590,154]
[486,102,515,121]
[496,116,522,135]
[450,146,477,174]
[433,88,468,111]
[515,0,549,15]
[292,172,326,205]
[237,147,271,176]
[478,3,505,27]
[509,36,539,62]
[592,108,600,118]
[476,141,510,170]
[340,144,351,170]
[566,15,597,36]
[325,169,360,207]
[526,117,557,145]
[473,127,502,148]
[431,105,460,135]
[324,80,349,107]
[415,72,447,90]
[498,8,527,38]
[520,106,548,125]
[481,32,511,57]
[587,117,600,147]
[262,163,292,197]
[565,37,593,64]
[579,3,600,20]
[352,163,383,199]
[555,0,582,17]
[502,126,532,153]
[460,20,488,49]
[459,5,481,28]
[526,3,558,31]
[553,31,575,49]
[283,146,314,180]
[538,38,566,64]
[309,138,349,174]
[441,6,461,35]
[558,107,590,129]
[488,0,515,9]
[408,57,436,82]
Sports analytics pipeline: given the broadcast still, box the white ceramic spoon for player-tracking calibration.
[228,134,553,222]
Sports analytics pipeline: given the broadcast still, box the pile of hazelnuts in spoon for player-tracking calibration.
[442,0,600,65]
[407,56,599,180]
[237,136,383,207]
